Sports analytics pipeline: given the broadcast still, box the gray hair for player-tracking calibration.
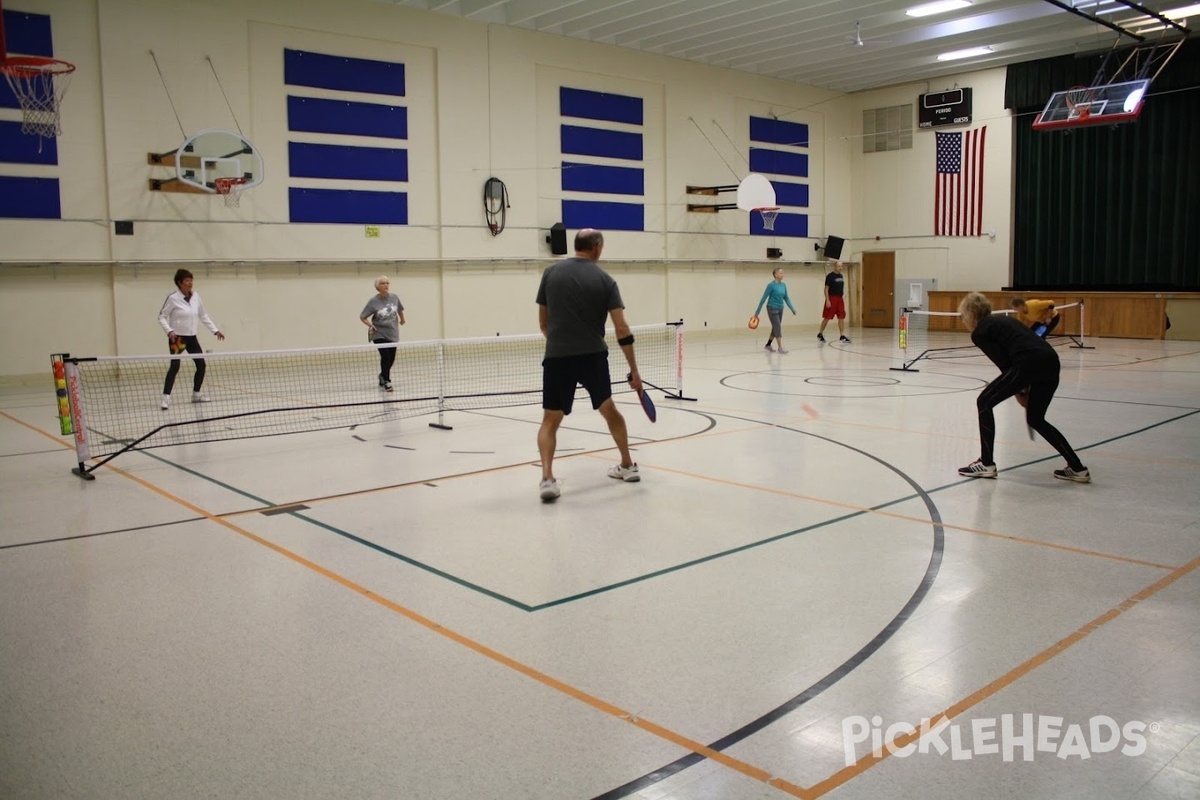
[374,275,390,290]
[958,291,993,327]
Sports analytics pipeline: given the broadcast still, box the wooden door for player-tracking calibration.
[861,251,895,328]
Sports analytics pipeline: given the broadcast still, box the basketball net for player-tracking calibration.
[757,207,780,231]
[0,57,76,139]
[1064,87,1095,121]
[214,177,248,208]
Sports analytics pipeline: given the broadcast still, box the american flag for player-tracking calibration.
[934,126,986,236]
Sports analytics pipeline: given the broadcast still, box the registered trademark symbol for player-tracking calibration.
[1149,722,1161,734]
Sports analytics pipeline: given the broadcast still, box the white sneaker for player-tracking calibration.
[777,347,789,354]
[539,478,561,501]
[160,395,170,410]
[192,392,210,403]
[608,463,641,482]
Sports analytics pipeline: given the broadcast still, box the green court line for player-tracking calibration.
[130,407,1200,612]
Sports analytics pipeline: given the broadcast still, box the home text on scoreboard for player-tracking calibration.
[918,88,972,128]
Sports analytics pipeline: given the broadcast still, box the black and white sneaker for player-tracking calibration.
[840,335,851,343]
[958,460,997,478]
[1054,467,1091,483]
[817,333,826,342]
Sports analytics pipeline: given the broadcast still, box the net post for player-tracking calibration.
[667,320,696,401]
[1072,300,1094,349]
[428,341,452,431]
[62,357,97,480]
[890,308,919,372]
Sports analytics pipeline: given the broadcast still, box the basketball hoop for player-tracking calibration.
[214,177,249,207]
[1064,86,1096,121]
[0,56,76,139]
[756,207,780,231]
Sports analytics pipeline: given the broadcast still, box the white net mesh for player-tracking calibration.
[757,208,780,231]
[61,323,684,473]
[1,58,75,139]
[215,178,247,207]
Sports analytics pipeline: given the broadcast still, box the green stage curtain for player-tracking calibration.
[1006,41,1200,290]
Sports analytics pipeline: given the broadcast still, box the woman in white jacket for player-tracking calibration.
[157,268,225,410]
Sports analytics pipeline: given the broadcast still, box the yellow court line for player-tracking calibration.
[806,553,1200,798]
[2,407,1187,799]
[0,410,809,798]
[630,460,1178,571]
[102,461,811,799]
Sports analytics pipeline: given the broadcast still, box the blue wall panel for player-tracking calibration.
[561,125,643,161]
[284,49,405,97]
[560,87,643,125]
[0,176,61,218]
[749,148,808,178]
[750,116,809,147]
[772,180,809,207]
[561,161,643,195]
[562,200,644,232]
[289,187,407,224]
[287,96,407,139]
[0,10,55,108]
[1,10,54,57]
[0,121,58,164]
[288,142,408,181]
[750,211,807,237]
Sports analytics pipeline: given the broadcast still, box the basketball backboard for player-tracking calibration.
[686,172,775,213]
[148,128,265,193]
[1032,79,1149,131]
[735,172,775,211]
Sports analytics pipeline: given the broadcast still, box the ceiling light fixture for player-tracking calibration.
[1164,3,1200,19]
[937,46,994,61]
[906,0,972,17]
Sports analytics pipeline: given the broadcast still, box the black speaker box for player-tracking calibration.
[824,235,844,260]
[547,223,568,255]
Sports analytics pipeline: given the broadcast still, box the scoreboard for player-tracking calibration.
[918,88,972,128]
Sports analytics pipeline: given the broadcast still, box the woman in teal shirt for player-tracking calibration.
[755,267,797,353]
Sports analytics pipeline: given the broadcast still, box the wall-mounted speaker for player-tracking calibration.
[824,235,845,260]
[547,222,568,255]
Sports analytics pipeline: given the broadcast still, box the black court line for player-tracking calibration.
[0,516,205,550]
[591,406,1200,799]
[591,417,947,799]
[0,448,67,458]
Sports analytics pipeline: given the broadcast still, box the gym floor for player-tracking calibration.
[1,326,1197,799]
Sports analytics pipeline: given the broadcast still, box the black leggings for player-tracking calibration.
[375,340,397,383]
[162,336,206,395]
[976,357,1084,470]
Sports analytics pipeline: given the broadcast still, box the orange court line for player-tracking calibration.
[632,459,1178,571]
[3,406,1192,798]
[103,462,811,799]
[806,552,1200,798]
[0,408,811,798]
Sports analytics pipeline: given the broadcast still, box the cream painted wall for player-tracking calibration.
[847,69,1013,290]
[0,0,1016,378]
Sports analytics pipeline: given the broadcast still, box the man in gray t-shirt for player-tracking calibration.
[535,228,643,502]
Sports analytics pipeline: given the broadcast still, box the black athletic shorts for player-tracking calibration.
[542,351,613,414]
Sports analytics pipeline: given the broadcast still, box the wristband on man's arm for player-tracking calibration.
[617,334,635,347]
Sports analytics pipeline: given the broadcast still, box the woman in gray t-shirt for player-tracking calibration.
[360,275,405,391]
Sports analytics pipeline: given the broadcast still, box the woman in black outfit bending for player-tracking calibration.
[956,292,1090,483]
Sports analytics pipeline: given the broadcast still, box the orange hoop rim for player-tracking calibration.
[0,55,77,78]
[213,177,250,194]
